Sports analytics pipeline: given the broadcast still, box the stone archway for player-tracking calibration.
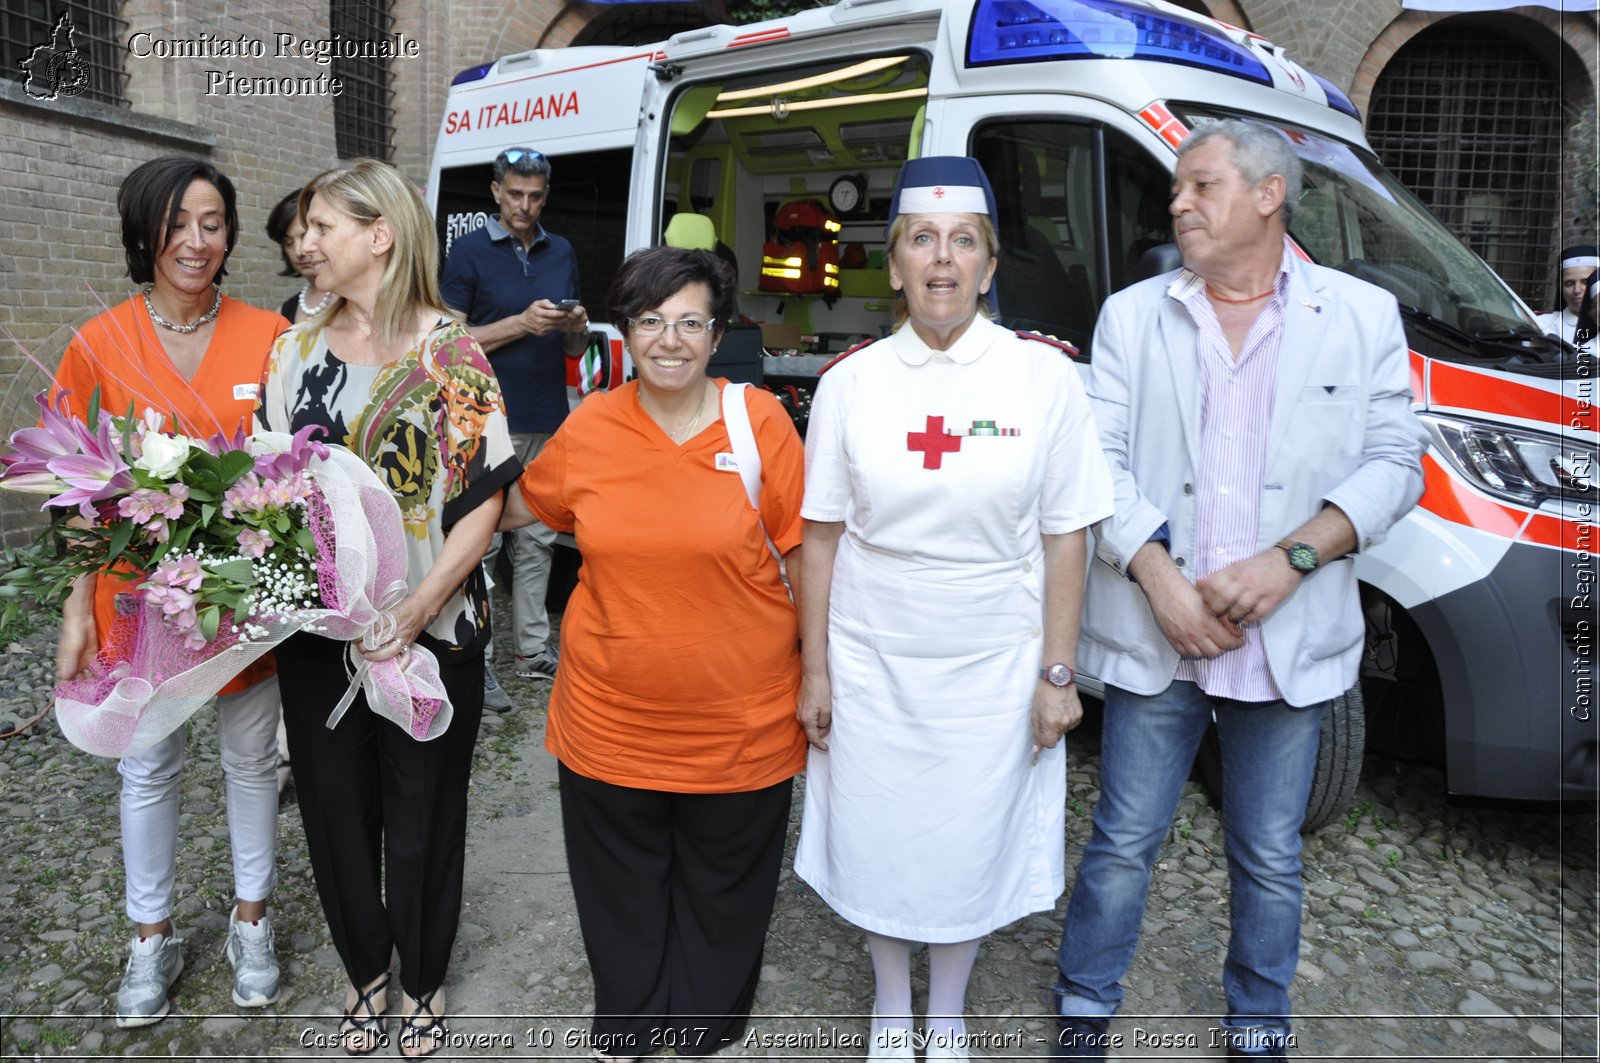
[1357,11,1597,305]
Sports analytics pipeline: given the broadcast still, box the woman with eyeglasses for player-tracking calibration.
[500,246,806,1061]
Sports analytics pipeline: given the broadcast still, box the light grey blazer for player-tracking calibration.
[1078,261,1428,707]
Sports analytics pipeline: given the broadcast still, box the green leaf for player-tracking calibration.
[209,588,246,610]
[219,449,256,484]
[168,522,198,554]
[273,511,290,535]
[107,518,135,563]
[187,450,223,480]
[200,605,220,642]
[208,558,256,584]
[199,503,217,528]
[86,386,102,429]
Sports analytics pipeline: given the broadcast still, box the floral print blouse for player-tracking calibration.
[256,315,521,656]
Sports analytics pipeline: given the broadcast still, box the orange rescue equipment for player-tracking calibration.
[760,198,842,295]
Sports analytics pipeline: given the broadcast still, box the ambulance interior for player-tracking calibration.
[657,49,1176,366]
[658,52,928,360]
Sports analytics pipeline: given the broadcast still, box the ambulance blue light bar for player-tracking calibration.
[452,63,492,85]
[1310,70,1360,120]
[966,0,1271,87]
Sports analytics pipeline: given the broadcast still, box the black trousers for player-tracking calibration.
[558,762,793,1058]
[278,632,484,998]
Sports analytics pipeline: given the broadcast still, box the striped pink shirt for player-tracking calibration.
[1172,243,1297,702]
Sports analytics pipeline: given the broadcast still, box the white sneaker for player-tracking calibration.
[115,928,184,1027]
[223,908,281,1007]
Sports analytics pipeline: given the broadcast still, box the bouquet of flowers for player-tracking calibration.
[0,388,453,757]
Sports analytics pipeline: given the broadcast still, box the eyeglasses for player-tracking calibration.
[629,315,716,337]
[497,148,545,165]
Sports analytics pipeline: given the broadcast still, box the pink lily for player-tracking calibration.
[0,391,95,499]
[44,408,134,520]
[254,425,331,482]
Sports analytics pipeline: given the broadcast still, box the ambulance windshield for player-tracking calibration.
[1177,110,1564,371]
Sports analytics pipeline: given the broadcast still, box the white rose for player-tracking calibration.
[134,431,192,479]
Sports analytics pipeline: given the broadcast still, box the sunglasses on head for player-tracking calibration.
[498,149,544,165]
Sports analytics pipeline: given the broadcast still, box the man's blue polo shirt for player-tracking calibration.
[441,215,580,434]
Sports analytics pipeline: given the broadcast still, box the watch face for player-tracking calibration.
[1044,663,1075,687]
[829,175,863,215]
[1288,542,1318,571]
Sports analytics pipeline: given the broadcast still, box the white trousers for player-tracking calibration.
[118,676,281,923]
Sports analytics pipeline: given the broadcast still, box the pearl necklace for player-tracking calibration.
[144,286,221,334]
[667,382,709,444]
[297,285,333,317]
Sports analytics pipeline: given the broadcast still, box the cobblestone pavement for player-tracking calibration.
[0,611,1596,1061]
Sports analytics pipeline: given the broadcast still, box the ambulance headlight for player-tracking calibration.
[1424,414,1596,508]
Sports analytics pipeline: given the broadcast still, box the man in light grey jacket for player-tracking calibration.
[1051,119,1428,1062]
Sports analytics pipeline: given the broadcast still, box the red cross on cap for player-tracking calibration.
[932,186,946,198]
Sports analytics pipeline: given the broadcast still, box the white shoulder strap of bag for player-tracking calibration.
[721,383,786,572]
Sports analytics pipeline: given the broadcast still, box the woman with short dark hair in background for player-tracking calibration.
[500,245,806,1061]
[265,188,333,324]
[54,154,289,1029]
[256,158,521,1057]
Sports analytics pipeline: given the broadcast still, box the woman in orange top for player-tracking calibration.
[502,246,805,1060]
[53,156,288,1028]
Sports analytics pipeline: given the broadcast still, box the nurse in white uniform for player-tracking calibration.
[1536,244,1597,353]
[794,157,1114,1061]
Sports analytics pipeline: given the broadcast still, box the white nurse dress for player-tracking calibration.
[795,315,1114,941]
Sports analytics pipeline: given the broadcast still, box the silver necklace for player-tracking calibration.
[297,285,333,317]
[667,382,709,444]
[143,286,221,334]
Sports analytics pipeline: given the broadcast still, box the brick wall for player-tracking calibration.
[0,0,597,547]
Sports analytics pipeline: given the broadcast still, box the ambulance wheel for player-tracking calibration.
[1193,685,1365,834]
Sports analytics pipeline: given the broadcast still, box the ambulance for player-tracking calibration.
[427,0,1596,826]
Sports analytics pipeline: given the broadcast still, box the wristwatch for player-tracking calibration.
[1276,539,1319,573]
[1040,663,1076,688]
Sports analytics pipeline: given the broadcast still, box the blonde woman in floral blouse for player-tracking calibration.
[255,159,520,1058]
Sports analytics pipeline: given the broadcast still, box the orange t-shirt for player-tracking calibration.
[519,379,807,793]
[55,294,289,693]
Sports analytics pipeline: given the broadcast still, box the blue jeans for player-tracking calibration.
[1055,681,1324,1045]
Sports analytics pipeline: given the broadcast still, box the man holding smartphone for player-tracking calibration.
[442,147,589,706]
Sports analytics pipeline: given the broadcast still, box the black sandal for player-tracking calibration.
[339,973,390,1056]
[396,987,447,1058]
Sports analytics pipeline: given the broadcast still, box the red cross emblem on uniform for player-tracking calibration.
[907,415,961,469]
[932,186,946,199]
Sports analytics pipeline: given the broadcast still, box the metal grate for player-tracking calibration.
[1367,27,1564,308]
[1,0,127,106]
[330,0,394,161]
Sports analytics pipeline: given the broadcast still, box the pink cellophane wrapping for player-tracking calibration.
[53,435,453,757]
